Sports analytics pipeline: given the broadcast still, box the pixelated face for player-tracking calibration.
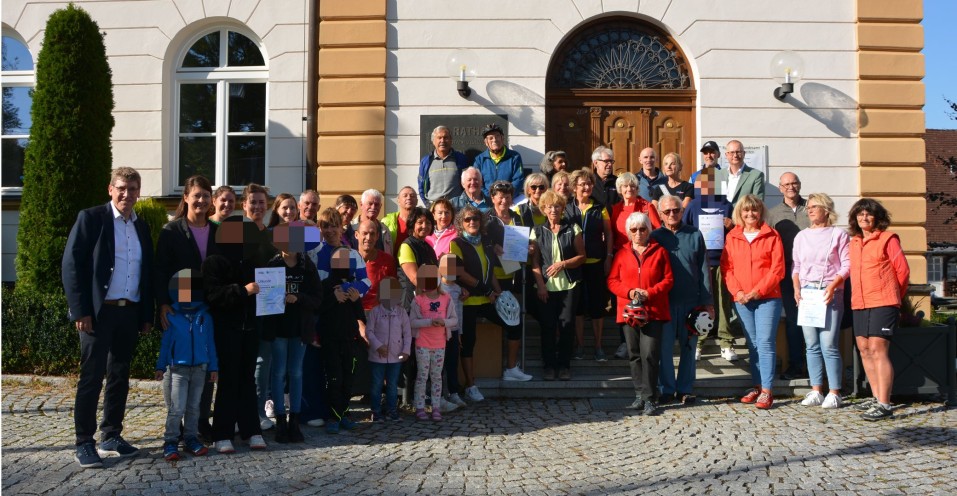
[331,247,351,270]
[439,254,458,281]
[216,214,261,244]
[695,171,715,195]
[417,264,439,292]
[271,221,321,253]
[378,277,401,306]
[168,268,204,310]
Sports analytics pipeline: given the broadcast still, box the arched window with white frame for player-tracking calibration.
[2,31,34,191]
[174,28,267,188]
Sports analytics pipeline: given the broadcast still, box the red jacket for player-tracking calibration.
[611,200,662,250]
[849,230,909,310]
[721,223,785,302]
[607,240,674,323]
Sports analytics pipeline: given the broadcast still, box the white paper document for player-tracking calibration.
[797,287,828,329]
[255,267,286,316]
[699,213,725,250]
[501,225,531,263]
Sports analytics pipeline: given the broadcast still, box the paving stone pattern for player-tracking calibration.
[2,376,955,495]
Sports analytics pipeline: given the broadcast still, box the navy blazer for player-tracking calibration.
[154,217,219,307]
[62,202,155,326]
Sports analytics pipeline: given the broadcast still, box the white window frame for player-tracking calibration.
[172,27,268,192]
[928,255,943,283]
[1,31,34,194]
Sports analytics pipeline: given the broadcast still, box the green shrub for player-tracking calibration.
[16,4,114,293]
[1,286,162,379]
[133,197,171,250]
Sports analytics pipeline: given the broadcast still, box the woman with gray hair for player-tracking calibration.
[607,211,674,416]
[611,172,661,251]
[513,173,550,228]
[539,150,568,183]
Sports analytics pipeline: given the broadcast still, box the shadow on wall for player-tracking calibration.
[476,80,546,136]
[793,82,868,138]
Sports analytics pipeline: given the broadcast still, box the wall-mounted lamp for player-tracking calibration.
[446,49,479,98]
[770,51,804,100]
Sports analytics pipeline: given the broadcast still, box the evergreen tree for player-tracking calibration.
[16,5,114,293]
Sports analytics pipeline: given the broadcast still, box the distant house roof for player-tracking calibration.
[924,129,957,247]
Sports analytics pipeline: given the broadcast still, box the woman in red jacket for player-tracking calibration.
[607,212,674,416]
[721,195,785,409]
[848,198,909,421]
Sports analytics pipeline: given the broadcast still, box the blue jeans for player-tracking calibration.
[368,362,402,414]
[802,289,845,391]
[255,339,272,421]
[779,281,806,370]
[659,303,698,396]
[735,298,782,390]
[270,338,306,415]
[162,364,207,444]
[299,344,327,422]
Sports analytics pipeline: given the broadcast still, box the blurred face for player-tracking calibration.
[778,173,801,201]
[741,206,761,229]
[109,178,140,218]
[398,188,417,212]
[639,148,657,174]
[484,131,505,154]
[696,174,714,195]
[593,153,614,178]
[184,186,211,221]
[618,181,637,200]
[463,171,482,196]
[298,192,319,221]
[726,141,745,169]
[629,222,650,246]
[462,212,481,235]
[575,178,594,201]
[243,192,267,224]
[527,181,547,203]
[214,191,236,219]
[276,198,298,224]
[433,204,452,229]
[807,202,829,226]
[662,156,680,179]
[659,200,682,229]
[337,202,357,224]
[319,217,342,245]
[433,129,452,156]
[552,156,567,172]
[412,216,433,239]
[856,210,875,233]
[553,177,570,198]
[701,148,718,167]
[492,192,512,214]
[542,202,563,224]
[361,195,382,221]
[356,221,378,251]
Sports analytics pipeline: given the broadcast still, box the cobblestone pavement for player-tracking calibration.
[2,375,955,495]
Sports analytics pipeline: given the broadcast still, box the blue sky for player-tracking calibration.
[923,0,957,129]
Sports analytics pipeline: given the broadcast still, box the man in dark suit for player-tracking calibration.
[62,167,154,469]
[715,140,765,204]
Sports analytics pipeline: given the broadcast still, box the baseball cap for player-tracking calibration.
[482,123,504,138]
[700,141,719,153]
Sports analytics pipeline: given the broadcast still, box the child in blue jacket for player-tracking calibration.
[156,269,218,461]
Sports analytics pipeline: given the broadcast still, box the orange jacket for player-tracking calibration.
[720,223,785,302]
[607,240,674,322]
[849,230,910,310]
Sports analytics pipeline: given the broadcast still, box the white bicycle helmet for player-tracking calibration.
[495,291,521,326]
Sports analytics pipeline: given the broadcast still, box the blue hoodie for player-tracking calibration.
[156,302,218,372]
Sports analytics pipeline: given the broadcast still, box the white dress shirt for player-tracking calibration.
[104,202,143,302]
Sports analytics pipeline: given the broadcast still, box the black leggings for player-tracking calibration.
[460,303,521,358]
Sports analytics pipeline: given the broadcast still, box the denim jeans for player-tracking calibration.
[163,364,207,444]
[780,281,806,370]
[255,339,272,421]
[802,289,845,391]
[270,338,306,415]
[369,362,402,414]
[660,303,698,396]
[735,298,783,390]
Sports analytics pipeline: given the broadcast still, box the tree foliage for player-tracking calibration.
[926,99,957,225]
[15,5,114,292]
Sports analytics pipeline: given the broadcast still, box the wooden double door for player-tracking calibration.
[545,90,697,181]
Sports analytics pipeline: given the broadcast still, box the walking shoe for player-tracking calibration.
[572,347,584,360]
[214,440,235,454]
[614,342,628,359]
[679,394,696,405]
[306,418,326,427]
[388,410,401,422]
[740,387,761,404]
[853,398,876,411]
[246,435,267,450]
[558,368,571,381]
[755,391,774,410]
[543,368,556,381]
[288,413,304,443]
[642,401,660,416]
[720,348,739,362]
[448,393,467,407]
[821,392,843,409]
[264,399,275,419]
[259,418,274,431]
[184,438,208,456]
[415,409,429,421]
[625,397,645,410]
[431,409,442,421]
[465,386,485,402]
[163,442,181,461]
[440,398,460,413]
[502,366,533,381]
[339,417,359,431]
[74,442,103,468]
[371,412,386,422]
[98,436,139,457]
[594,348,607,362]
[861,404,893,421]
[801,390,825,406]
[325,421,340,434]
[695,348,702,361]
[658,393,676,405]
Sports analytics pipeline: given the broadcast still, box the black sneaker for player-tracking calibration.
[75,442,103,468]
[642,401,660,416]
[625,397,645,410]
[860,404,893,421]
[98,436,139,457]
[853,399,876,411]
[658,393,676,405]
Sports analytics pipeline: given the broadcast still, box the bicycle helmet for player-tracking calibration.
[495,290,521,326]
[621,299,649,328]
[686,306,713,336]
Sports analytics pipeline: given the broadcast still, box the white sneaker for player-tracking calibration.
[247,435,267,450]
[465,386,485,402]
[448,393,467,407]
[614,342,628,359]
[439,398,460,413]
[264,399,275,419]
[214,440,235,454]
[821,392,843,409]
[502,366,533,381]
[801,390,825,406]
[306,418,326,427]
[694,348,702,361]
[259,418,274,430]
[721,348,739,362]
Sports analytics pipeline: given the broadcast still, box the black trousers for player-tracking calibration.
[74,304,139,445]
[623,321,663,402]
[212,324,261,441]
[539,288,579,369]
[322,339,359,421]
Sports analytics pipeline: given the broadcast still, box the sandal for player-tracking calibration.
[415,409,428,421]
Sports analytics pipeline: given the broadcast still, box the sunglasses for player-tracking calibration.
[629,227,649,233]
[463,216,481,223]
[661,208,681,215]
[529,184,546,191]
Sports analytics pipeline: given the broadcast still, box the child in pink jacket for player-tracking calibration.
[366,277,411,422]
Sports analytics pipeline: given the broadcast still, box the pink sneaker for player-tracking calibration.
[415,409,428,421]
[431,410,442,421]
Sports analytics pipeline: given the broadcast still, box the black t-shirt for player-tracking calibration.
[650,181,694,202]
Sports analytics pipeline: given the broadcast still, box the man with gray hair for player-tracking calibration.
[417,125,468,206]
[355,189,393,256]
[590,145,619,210]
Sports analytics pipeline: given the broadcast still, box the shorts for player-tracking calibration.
[852,306,899,338]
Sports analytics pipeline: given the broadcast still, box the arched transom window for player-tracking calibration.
[174,28,267,187]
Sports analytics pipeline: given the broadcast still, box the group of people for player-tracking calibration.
[63,128,909,469]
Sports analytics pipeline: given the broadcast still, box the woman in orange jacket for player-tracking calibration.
[721,195,785,409]
[847,198,909,421]
[607,212,674,416]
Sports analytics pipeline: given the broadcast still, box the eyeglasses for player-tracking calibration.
[780,182,801,188]
[529,184,546,191]
[463,216,481,223]
[598,159,615,165]
[629,227,649,233]
[660,208,681,216]
[726,151,745,156]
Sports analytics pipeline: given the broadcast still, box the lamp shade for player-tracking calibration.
[769,51,804,85]
[446,49,479,82]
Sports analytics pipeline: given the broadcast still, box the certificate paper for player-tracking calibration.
[699,213,725,250]
[797,287,827,329]
[502,225,531,263]
[255,267,286,316]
